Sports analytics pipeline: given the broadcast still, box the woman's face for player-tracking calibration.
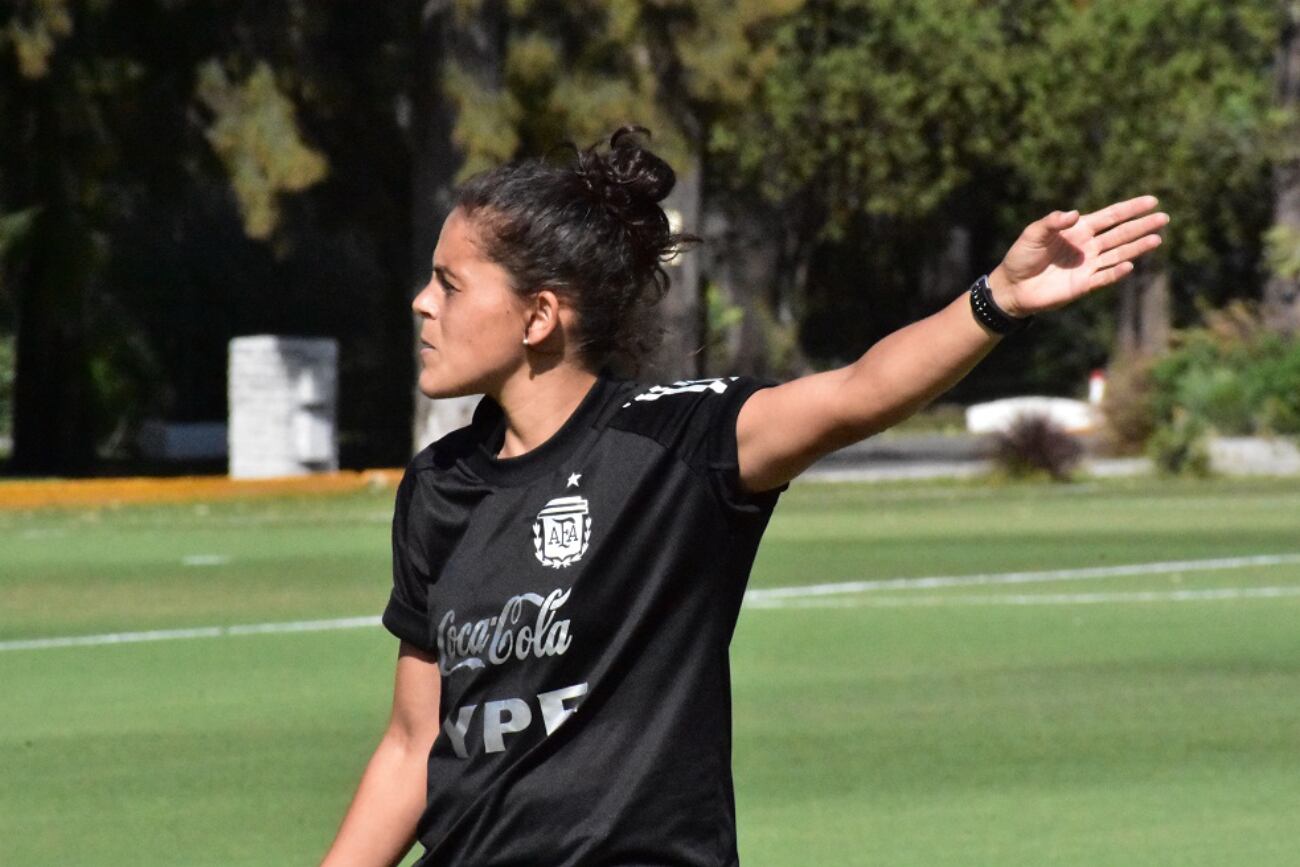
[412,207,531,399]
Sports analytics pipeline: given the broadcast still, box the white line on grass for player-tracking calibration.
[742,552,1300,602]
[746,585,1300,609]
[181,554,230,567]
[0,616,380,651]
[4,553,1299,653]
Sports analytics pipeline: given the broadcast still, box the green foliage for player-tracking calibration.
[1147,408,1213,478]
[0,207,39,263]
[445,3,672,176]
[702,280,803,376]
[715,0,1281,254]
[446,0,800,177]
[1126,300,1300,476]
[1100,296,1300,475]
[752,297,802,376]
[196,60,329,240]
[2,0,72,79]
[3,0,1295,471]
[445,62,523,180]
[713,0,1012,237]
[650,0,804,111]
[1099,353,1160,456]
[707,0,1284,397]
[1007,0,1284,268]
[703,280,744,353]
[1149,302,1300,437]
[1265,224,1300,282]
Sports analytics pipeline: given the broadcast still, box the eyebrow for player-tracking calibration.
[432,264,461,284]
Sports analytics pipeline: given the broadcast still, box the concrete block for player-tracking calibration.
[1207,436,1300,476]
[966,396,1100,435]
[229,335,338,478]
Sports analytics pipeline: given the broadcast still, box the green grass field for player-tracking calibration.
[2,474,1299,865]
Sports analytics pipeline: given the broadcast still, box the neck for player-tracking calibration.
[491,364,600,459]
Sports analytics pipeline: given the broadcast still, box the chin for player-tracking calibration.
[418,368,479,401]
[417,380,464,401]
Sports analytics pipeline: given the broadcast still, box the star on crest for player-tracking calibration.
[566,472,582,488]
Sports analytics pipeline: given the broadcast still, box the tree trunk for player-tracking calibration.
[409,0,505,455]
[10,213,96,475]
[653,148,704,382]
[7,70,97,476]
[699,201,762,375]
[918,224,972,307]
[1263,0,1300,334]
[1114,265,1171,361]
[1140,268,1171,353]
[699,195,813,379]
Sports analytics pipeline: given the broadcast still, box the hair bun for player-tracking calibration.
[605,126,675,203]
[575,125,676,232]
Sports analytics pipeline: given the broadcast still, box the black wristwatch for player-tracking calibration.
[969,274,1034,336]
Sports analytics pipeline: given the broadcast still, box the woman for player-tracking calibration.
[321,126,1167,866]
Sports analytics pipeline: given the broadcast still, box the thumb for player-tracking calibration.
[1052,208,1080,227]
[1023,209,1079,244]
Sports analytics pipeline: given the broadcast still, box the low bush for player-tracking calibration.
[1100,300,1300,476]
[989,413,1085,482]
[1147,408,1213,478]
[1098,353,1159,456]
[1149,300,1300,438]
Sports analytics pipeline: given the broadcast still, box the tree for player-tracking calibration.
[411,0,803,451]
[2,0,121,474]
[409,0,509,452]
[708,0,1283,395]
[2,1,433,473]
[1263,0,1300,334]
[1009,0,1282,370]
[707,0,1025,378]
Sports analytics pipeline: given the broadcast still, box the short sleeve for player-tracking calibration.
[381,465,437,652]
[680,375,791,520]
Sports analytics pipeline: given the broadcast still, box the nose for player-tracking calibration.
[412,280,438,319]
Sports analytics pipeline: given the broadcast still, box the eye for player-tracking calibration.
[433,268,459,295]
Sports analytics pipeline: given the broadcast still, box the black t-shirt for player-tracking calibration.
[382,366,788,866]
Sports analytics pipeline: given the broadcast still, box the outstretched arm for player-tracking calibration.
[735,195,1169,494]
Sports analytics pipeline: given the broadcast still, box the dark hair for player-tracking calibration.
[454,125,699,376]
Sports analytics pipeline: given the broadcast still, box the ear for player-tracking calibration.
[523,289,568,345]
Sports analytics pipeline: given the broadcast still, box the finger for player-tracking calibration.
[1024,209,1080,242]
[1095,233,1163,270]
[1087,260,1135,291]
[1095,212,1170,253]
[1081,195,1160,234]
[1049,209,1080,229]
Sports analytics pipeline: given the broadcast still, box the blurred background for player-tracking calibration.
[4,5,1300,864]
[1,0,1298,478]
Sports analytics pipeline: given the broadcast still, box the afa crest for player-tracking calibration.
[533,495,592,569]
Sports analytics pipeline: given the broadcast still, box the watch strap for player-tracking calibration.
[969,274,1033,335]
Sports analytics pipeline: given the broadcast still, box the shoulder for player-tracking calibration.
[408,386,507,477]
[411,423,480,473]
[612,375,780,416]
[395,418,484,507]
[605,374,781,451]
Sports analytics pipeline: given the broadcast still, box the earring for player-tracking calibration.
[522,336,530,346]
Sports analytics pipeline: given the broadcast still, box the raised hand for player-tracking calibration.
[988,195,1170,318]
